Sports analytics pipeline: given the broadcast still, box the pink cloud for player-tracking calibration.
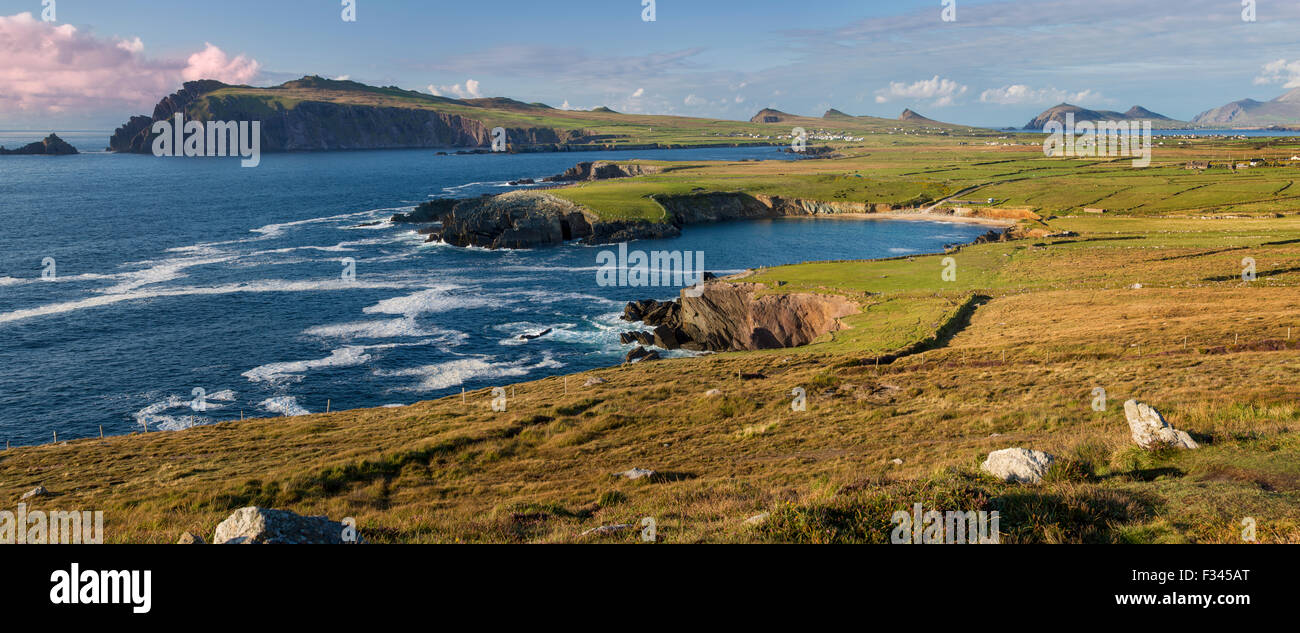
[0,12,261,117]
[182,43,261,84]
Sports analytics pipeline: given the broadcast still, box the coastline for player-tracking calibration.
[805,211,1016,228]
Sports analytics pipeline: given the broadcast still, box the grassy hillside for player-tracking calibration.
[188,76,1000,150]
[6,133,1300,544]
[547,137,1300,222]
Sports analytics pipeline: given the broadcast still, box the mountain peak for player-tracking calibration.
[899,108,934,122]
[823,108,852,119]
[750,108,795,123]
[1273,87,1300,103]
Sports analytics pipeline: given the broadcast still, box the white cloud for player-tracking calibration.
[0,13,261,117]
[427,79,483,99]
[874,76,967,107]
[1255,59,1300,89]
[182,42,261,84]
[631,87,645,98]
[979,84,1104,105]
[684,94,705,106]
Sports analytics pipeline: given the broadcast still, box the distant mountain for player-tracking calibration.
[1024,103,1183,129]
[1192,88,1300,127]
[749,108,798,123]
[898,108,940,124]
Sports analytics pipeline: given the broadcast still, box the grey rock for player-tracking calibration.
[613,468,657,480]
[213,507,359,544]
[580,524,633,537]
[1124,400,1199,450]
[20,486,50,500]
[177,531,206,545]
[981,448,1056,484]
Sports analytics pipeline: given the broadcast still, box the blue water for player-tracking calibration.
[0,137,990,447]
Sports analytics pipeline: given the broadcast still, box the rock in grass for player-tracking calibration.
[20,486,49,500]
[580,524,632,537]
[177,531,206,545]
[584,377,607,387]
[981,448,1056,484]
[214,507,359,544]
[704,389,723,397]
[1124,400,1199,450]
[743,513,770,526]
[614,468,657,481]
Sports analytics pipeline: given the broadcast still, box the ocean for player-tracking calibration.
[0,135,990,447]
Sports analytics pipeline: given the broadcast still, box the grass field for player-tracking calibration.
[5,131,1300,544]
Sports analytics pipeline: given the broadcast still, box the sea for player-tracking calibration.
[0,131,991,447]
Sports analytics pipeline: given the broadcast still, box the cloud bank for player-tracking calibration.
[0,12,260,118]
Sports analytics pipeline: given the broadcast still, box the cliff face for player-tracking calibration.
[110,80,227,152]
[419,191,678,249]
[653,192,891,224]
[621,282,859,352]
[108,80,575,153]
[545,161,667,182]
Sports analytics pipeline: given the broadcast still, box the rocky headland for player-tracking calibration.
[0,133,78,155]
[616,281,859,356]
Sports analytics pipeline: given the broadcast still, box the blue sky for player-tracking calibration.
[5,0,1300,129]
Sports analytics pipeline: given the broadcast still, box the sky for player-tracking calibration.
[4,0,1300,130]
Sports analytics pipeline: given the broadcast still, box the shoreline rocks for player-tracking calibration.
[0,134,78,156]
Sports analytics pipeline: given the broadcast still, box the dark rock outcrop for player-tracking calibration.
[0,134,78,155]
[391,198,457,224]
[434,191,594,249]
[544,160,666,182]
[425,191,677,249]
[110,80,227,152]
[624,346,661,364]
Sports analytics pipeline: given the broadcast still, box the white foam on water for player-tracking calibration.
[362,285,507,317]
[0,277,426,325]
[242,346,373,384]
[259,396,310,417]
[507,289,624,307]
[304,317,467,344]
[377,352,564,392]
[888,247,917,254]
[95,253,237,295]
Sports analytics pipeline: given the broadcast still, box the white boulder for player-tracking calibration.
[981,448,1056,484]
[1124,400,1198,450]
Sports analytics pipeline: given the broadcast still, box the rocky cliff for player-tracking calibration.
[108,80,578,154]
[0,133,78,155]
[544,161,667,182]
[417,191,678,249]
[620,282,859,352]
